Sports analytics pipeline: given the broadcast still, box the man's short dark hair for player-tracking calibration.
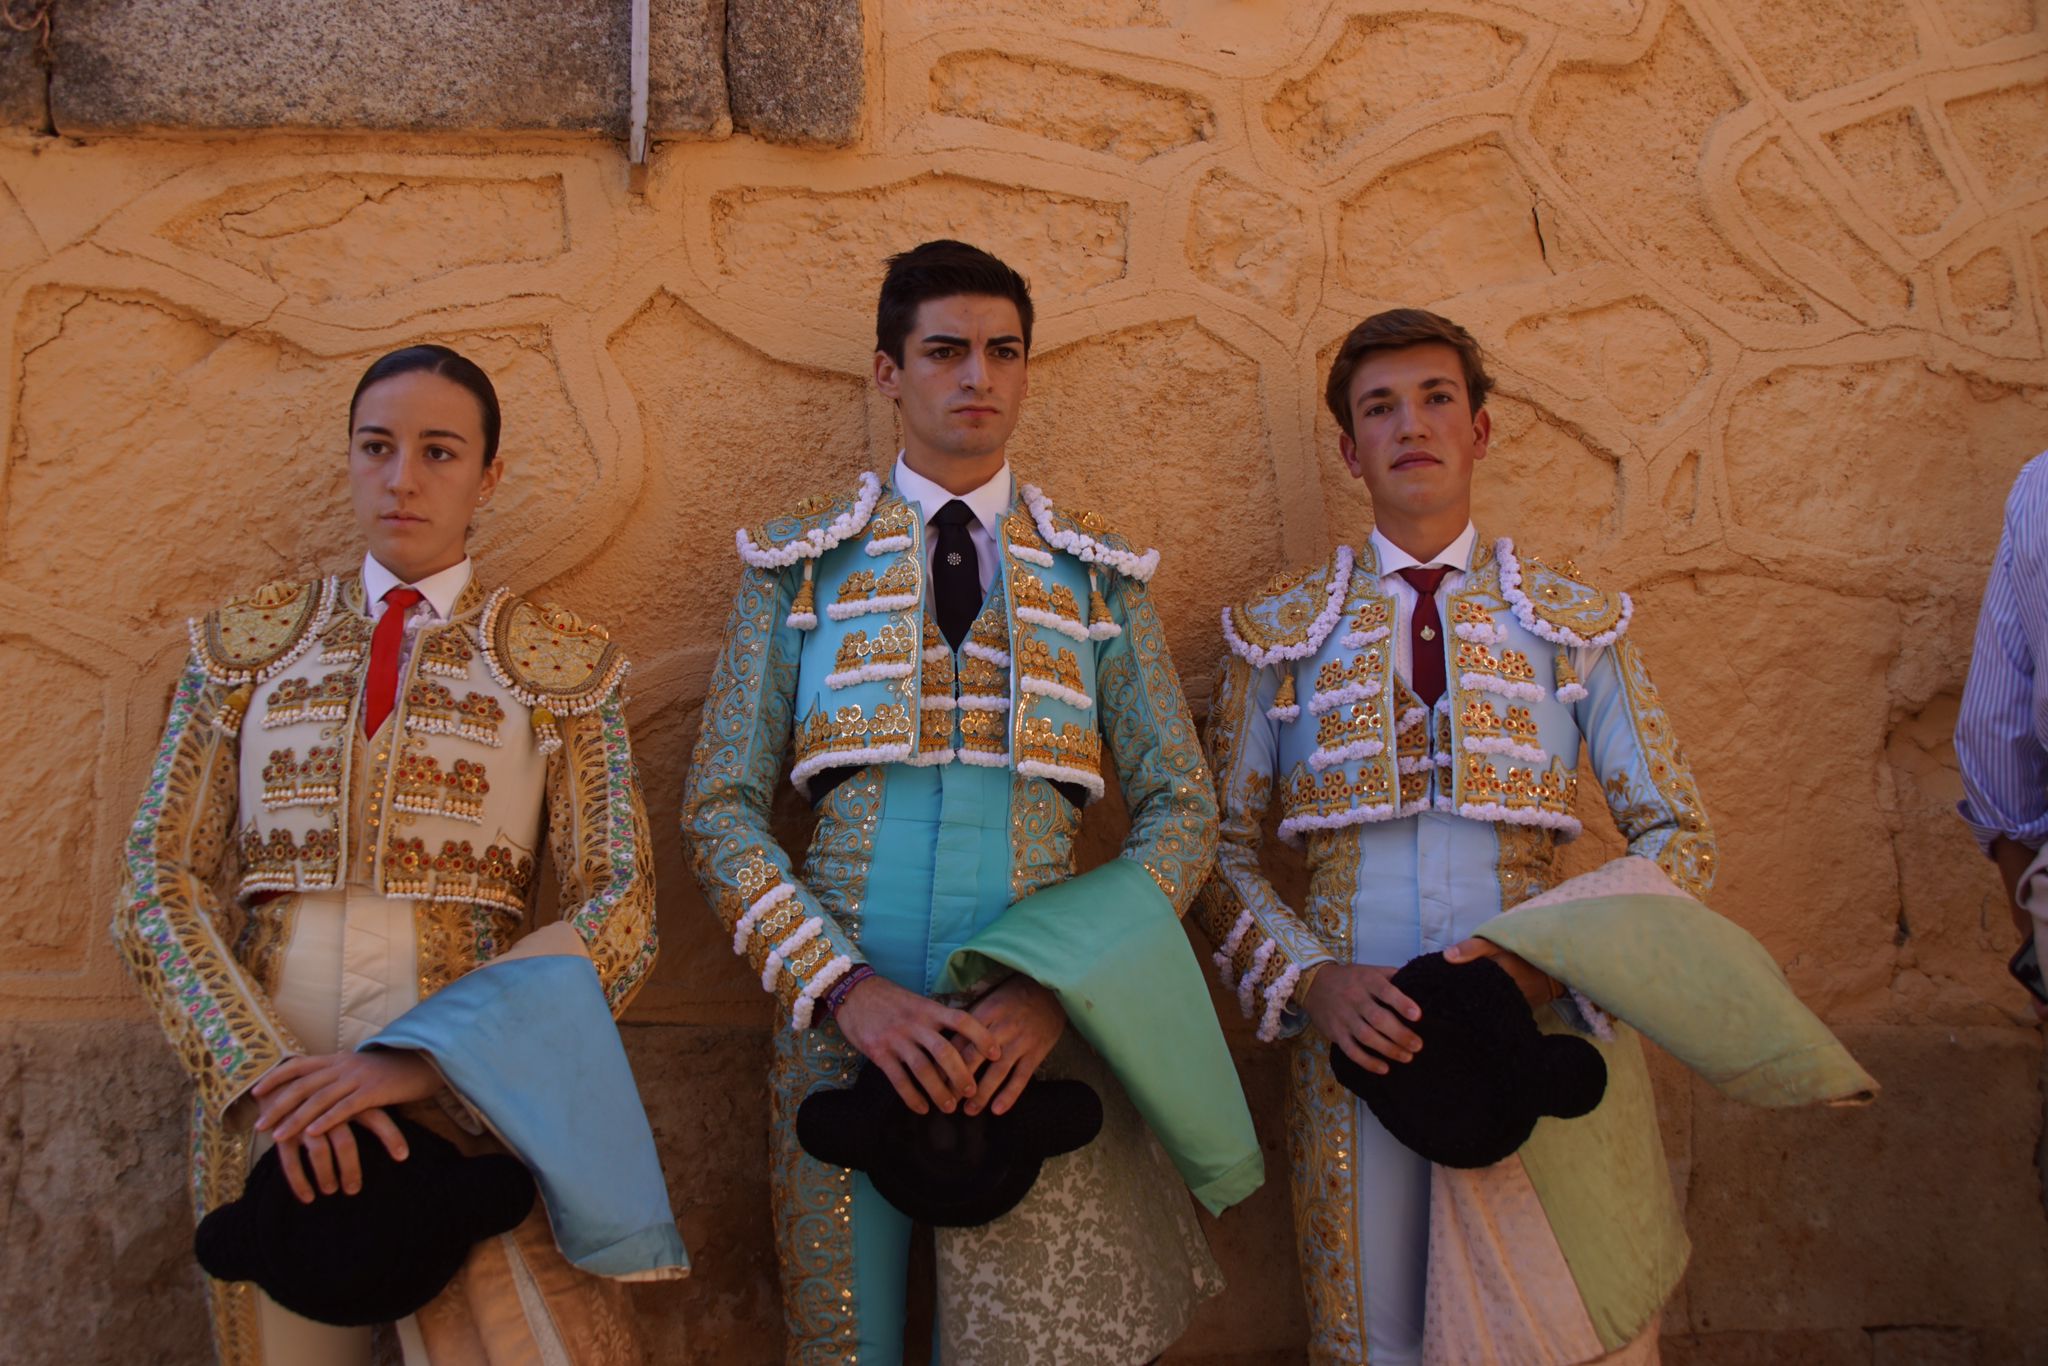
[1324,308,1493,438]
[876,240,1034,365]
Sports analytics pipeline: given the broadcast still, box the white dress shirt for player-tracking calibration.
[362,553,473,675]
[1370,523,1477,689]
[893,454,1012,595]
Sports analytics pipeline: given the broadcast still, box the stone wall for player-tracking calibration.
[2,0,2046,1361]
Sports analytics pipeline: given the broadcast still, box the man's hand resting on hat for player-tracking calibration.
[1305,964,1424,1076]
[251,1050,444,1204]
[956,975,1065,1117]
[1445,937,1561,1010]
[836,975,1003,1117]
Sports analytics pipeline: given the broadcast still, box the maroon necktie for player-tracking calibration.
[1397,566,1452,707]
[363,586,425,737]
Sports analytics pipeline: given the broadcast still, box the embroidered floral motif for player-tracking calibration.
[259,746,342,810]
[391,752,490,824]
[261,671,355,729]
[415,624,476,680]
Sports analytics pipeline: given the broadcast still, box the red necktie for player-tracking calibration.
[363,586,425,737]
[1397,566,1452,707]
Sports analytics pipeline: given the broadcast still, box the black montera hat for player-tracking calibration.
[194,1113,536,1326]
[1329,952,1608,1169]
[796,1065,1103,1226]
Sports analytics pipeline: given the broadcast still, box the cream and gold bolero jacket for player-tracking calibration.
[113,574,658,1123]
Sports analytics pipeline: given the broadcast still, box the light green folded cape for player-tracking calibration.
[941,857,1265,1215]
[1465,864,1876,1351]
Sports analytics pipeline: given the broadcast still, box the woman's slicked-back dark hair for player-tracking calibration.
[348,344,503,465]
[875,240,1034,365]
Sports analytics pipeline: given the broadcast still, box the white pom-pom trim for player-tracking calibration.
[786,609,819,630]
[738,472,881,568]
[1308,739,1385,771]
[1008,543,1055,567]
[1222,546,1354,667]
[826,592,920,622]
[1309,681,1380,717]
[865,534,913,556]
[1087,619,1122,641]
[1397,754,1435,774]
[1237,939,1278,1016]
[1455,802,1584,837]
[824,662,915,690]
[1017,758,1106,799]
[963,641,1012,667]
[732,882,796,954]
[1017,606,1091,643]
[792,955,855,1029]
[761,917,823,991]
[1557,683,1589,704]
[924,645,955,664]
[1496,538,1633,649]
[1213,908,1256,987]
[1460,672,1549,703]
[958,747,1014,769]
[790,743,913,795]
[1277,802,1396,846]
[1396,705,1429,733]
[956,695,1012,712]
[1454,620,1507,645]
[921,695,958,712]
[1266,703,1302,722]
[1020,676,1093,710]
[1340,623,1392,650]
[1021,483,1160,582]
[1258,963,1303,1042]
[906,746,956,767]
[1463,735,1548,764]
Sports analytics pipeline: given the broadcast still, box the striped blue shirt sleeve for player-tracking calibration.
[1957,452,2048,855]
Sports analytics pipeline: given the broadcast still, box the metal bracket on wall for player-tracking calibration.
[628,0,649,194]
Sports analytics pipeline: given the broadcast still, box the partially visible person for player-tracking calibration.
[113,344,683,1365]
[1957,450,2048,1020]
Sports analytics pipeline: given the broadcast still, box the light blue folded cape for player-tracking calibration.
[365,933,689,1282]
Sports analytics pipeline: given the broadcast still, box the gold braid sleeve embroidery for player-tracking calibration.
[1580,636,1718,899]
[545,690,659,1016]
[681,564,864,1029]
[1192,653,1340,1040]
[1095,575,1218,914]
[111,658,301,1123]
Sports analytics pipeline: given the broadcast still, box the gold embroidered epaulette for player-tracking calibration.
[187,577,340,685]
[1018,483,1160,583]
[1496,539,1633,649]
[736,470,883,569]
[478,588,630,720]
[1220,546,1357,668]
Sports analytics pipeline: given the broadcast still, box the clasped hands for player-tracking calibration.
[248,1049,445,1204]
[834,972,1066,1117]
[1306,938,1558,1075]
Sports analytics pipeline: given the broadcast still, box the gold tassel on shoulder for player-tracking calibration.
[1268,670,1301,721]
[787,561,819,631]
[1086,569,1120,641]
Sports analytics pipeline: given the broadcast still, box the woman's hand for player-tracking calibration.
[251,1050,443,1202]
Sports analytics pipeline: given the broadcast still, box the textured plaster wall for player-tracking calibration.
[2,0,2047,1362]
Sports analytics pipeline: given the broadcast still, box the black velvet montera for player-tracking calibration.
[1329,952,1608,1169]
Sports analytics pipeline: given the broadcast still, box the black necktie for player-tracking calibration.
[932,499,982,651]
